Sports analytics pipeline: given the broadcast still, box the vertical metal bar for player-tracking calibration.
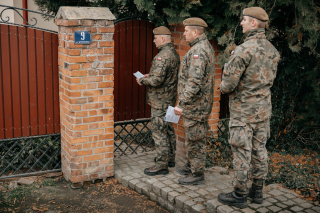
[114,21,119,122]
[27,28,38,136]
[36,29,46,135]
[145,22,153,118]
[119,21,126,121]
[18,26,30,137]
[52,33,60,133]
[126,20,133,121]
[10,25,22,138]
[0,25,4,139]
[138,20,147,119]
[44,31,54,134]
[132,20,140,120]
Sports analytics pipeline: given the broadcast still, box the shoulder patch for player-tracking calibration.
[157,57,162,61]
[193,54,199,59]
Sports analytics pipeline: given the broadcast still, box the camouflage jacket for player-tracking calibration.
[220,28,280,123]
[177,33,215,122]
[139,42,180,110]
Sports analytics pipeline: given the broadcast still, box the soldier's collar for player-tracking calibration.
[243,28,266,42]
[158,42,174,50]
[189,33,207,47]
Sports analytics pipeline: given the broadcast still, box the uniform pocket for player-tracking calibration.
[185,120,207,142]
[228,120,251,149]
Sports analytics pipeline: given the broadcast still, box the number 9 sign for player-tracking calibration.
[74,31,91,44]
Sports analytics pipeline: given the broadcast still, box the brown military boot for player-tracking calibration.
[178,172,204,185]
[249,183,263,204]
[176,162,191,175]
[144,165,169,176]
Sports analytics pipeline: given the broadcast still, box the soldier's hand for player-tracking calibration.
[174,106,183,115]
[143,74,149,78]
[136,78,142,86]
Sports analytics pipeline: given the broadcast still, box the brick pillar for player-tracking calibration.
[170,24,222,162]
[55,7,116,184]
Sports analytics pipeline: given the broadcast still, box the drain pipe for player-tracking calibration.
[22,0,28,25]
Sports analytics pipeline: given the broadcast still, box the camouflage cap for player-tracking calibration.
[153,26,172,35]
[243,7,269,22]
[183,17,208,27]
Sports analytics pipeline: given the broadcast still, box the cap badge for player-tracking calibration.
[193,55,199,59]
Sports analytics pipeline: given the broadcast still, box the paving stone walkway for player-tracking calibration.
[114,151,319,213]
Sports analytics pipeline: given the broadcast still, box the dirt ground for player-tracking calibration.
[0,175,168,213]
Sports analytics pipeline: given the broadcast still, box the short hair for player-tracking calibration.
[246,16,267,28]
[188,26,205,35]
[256,19,268,28]
[162,35,172,42]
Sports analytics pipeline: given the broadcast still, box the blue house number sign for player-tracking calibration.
[74,31,91,44]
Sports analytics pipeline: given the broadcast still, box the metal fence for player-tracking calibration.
[0,134,61,179]
[114,119,154,157]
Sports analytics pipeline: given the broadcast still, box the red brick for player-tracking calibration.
[103,48,114,54]
[55,19,79,26]
[89,110,97,116]
[70,175,88,183]
[83,103,103,110]
[83,154,104,162]
[98,82,114,88]
[98,108,113,115]
[82,76,103,83]
[94,147,114,154]
[66,49,81,56]
[83,116,103,123]
[99,41,114,47]
[92,34,102,40]
[99,95,113,101]
[83,90,103,96]
[67,56,87,63]
[83,129,104,136]
[71,170,82,175]
[99,27,115,33]
[75,149,92,156]
[81,20,95,26]
[98,55,113,61]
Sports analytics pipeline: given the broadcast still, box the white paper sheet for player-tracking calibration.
[164,106,180,123]
[133,71,144,79]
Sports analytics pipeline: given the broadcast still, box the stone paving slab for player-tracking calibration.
[114,151,318,213]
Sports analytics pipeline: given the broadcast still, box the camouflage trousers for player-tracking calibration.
[228,118,270,195]
[183,117,209,174]
[151,108,176,169]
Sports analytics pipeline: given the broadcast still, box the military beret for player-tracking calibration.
[243,7,269,22]
[183,17,208,28]
[153,26,172,35]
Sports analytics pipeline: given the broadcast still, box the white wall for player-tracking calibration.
[0,0,57,32]
[28,0,58,32]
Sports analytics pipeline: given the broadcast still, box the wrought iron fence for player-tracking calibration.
[114,119,154,157]
[217,118,229,138]
[0,134,61,179]
[0,4,56,33]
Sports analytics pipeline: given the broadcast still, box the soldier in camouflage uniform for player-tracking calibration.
[174,18,215,185]
[218,7,280,208]
[137,26,180,176]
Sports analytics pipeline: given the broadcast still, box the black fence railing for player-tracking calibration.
[0,134,61,179]
[114,119,154,157]
[0,4,57,33]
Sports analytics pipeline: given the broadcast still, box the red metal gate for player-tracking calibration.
[0,24,60,139]
[114,19,158,122]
